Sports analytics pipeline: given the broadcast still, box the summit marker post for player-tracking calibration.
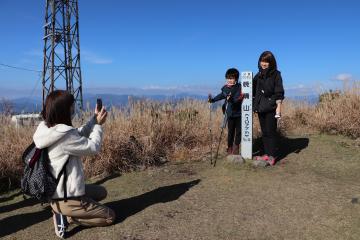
[241,71,253,159]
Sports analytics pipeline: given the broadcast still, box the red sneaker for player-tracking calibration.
[268,156,276,166]
[226,146,233,155]
[232,145,240,155]
[254,155,269,161]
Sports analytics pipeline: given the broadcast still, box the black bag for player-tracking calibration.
[21,142,69,202]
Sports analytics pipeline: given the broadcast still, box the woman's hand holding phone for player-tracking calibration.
[95,98,107,125]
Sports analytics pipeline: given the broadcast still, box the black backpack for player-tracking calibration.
[21,142,69,202]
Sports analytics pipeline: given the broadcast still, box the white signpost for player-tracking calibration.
[241,71,253,159]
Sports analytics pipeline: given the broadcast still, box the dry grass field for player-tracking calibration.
[0,87,359,192]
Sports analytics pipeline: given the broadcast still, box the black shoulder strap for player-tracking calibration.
[63,164,68,202]
[22,142,36,163]
[56,157,70,202]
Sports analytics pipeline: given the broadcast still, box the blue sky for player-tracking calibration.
[0,0,359,98]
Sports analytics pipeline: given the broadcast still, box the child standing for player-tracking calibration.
[208,68,244,155]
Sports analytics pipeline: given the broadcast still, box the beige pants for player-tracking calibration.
[50,184,116,227]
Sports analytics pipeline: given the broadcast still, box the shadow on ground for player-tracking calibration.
[0,206,52,238]
[277,137,310,161]
[108,179,201,223]
[0,190,22,203]
[0,197,39,214]
[66,179,201,237]
[253,136,309,161]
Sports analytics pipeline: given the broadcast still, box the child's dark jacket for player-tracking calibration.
[210,83,244,118]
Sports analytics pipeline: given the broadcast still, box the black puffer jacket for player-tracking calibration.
[253,68,285,113]
[210,83,243,118]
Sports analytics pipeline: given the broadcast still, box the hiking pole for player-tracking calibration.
[208,101,213,165]
[213,101,229,167]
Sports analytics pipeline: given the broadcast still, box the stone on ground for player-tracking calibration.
[226,155,245,164]
[252,159,269,167]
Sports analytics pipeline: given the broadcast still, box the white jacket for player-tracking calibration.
[33,117,103,199]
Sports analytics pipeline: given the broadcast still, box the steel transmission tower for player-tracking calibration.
[42,0,83,110]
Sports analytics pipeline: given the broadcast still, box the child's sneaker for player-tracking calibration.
[232,145,240,155]
[53,211,68,239]
[254,155,269,161]
[226,146,233,155]
[268,156,277,166]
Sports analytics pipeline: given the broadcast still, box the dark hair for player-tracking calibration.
[42,90,75,127]
[258,51,277,70]
[225,68,239,81]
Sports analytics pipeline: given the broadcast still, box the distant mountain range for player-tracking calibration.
[1,93,205,114]
[288,95,319,104]
[1,93,319,114]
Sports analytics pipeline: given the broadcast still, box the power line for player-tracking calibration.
[0,62,42,112]
[22,72,43,113]
[28,72,42,99]
[0,63,42,73]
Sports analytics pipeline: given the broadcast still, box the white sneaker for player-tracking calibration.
[53,212,68,239]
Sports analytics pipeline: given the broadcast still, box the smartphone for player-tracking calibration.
[96,98,102,112]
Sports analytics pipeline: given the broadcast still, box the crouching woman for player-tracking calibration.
[33,90,115,238]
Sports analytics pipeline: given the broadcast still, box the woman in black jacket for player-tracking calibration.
[253,51,284,165]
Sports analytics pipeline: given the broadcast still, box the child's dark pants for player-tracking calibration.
[227,116,241,148]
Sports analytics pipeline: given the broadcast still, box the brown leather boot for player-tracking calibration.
[226,146,233,155]
[232,144,240,155]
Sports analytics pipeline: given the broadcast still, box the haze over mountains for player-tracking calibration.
[1,88,319,114]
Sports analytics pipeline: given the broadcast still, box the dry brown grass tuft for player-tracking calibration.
[311,85,360,138]
[0,115,33,190]
[278,100,315,136]
[82,99,226,177]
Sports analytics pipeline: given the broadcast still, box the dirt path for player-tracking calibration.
[1,134,360,240]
